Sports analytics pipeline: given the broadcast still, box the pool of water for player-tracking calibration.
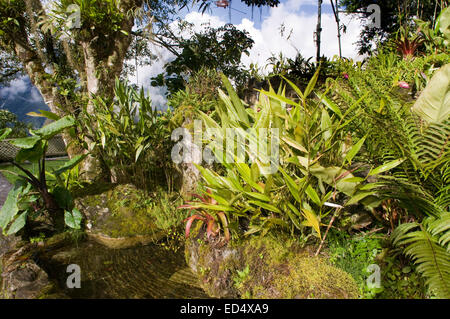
[37,240,208,299]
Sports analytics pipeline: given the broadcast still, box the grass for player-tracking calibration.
[0,158,68,185]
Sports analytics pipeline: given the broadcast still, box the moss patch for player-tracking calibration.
[186,231,359,299]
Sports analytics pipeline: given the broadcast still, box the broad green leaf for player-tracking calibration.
[64,208,83,230]
[9,136,41,149]
[15,140,45,163]
[346,191,377,206]
[35,115,75,139]
[369,158,406,176]
[412,64,450,124]
[0,187,21,231]
[342,177,366,183]
[301,208,322,239]
[52,186,73,210]
[6,211,28,235]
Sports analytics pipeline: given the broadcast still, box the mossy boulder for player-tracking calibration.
[185,228,359,299]
[74,184,165,249]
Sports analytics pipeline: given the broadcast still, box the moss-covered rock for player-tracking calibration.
[74,184,165,249]
[185,229,359,299]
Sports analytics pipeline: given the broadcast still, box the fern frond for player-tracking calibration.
[392,221,450,298]
[428,212,450,252]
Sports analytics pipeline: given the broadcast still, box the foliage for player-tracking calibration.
[151,23,254,97]
[179,71,403,243]
[80,79,176,191]
[0,109,30,138]
[327,50,450,298]
[0,115,84,235]
[392,217,450,298]
[394,27,425,60]
[327,230,429,299]
[339,0,446,54]
[416,6,450,53]
[412,63,450,123]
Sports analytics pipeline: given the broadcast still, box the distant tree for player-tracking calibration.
[151,22,254,96]
[339,0,446,54]
[0,109,30,138]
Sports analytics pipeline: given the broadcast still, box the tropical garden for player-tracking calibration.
[0,0,448,299]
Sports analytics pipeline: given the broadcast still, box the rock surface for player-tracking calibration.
[74,184,165,249]
[185,227,360,299]
[0,241,66,299]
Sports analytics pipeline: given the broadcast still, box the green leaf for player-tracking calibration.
[64,208,83,230]
[9,136,41,149]
[35,115,75,139]
[305,185,321,206]
[0,128,12,141]
[317,93,343,118]
[369,158,406,176]
[0,187,21,231]
[248,200,281,213]
[279,168,302,203]
[15,140,45,163]
[245,192,271,202]
[345,136,366,164]
[304,68,320,99]
[6,211,28,235]
[27,110,60,121]
[220,74,249,126]
[52,186,73,210]
[135,144,144,162]
[346,191,377,206]
[412,64,450,124]
[282,137,308,153]
[54,154,87,176]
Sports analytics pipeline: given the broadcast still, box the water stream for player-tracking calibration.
[38,240,208,299]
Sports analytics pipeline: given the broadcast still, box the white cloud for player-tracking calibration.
[0,77,29,98]
[130,1,363,108]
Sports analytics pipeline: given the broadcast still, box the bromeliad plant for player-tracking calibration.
[178,189,230,241]
[0,115,85,235]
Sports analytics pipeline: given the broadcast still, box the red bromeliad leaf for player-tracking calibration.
[189,193,207,203]
[185,215,206,238]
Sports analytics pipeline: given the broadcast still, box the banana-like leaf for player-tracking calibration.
[412,64,450,124]
[35,115,75,139]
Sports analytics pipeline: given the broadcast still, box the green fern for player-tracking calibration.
[392,218,450,298]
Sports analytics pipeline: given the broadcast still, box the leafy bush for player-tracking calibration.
[326,53,450,298]
[80,79,176,191]
[179,71,401,244]
[0,115,84,235]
